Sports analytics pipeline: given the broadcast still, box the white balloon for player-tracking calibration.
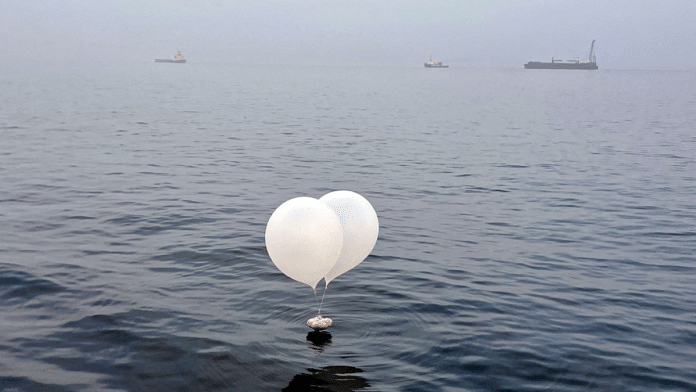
[265,197,344,291]
[319,191,379,286]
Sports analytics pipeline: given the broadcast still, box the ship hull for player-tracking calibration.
[524,61,597,70]
[155,59,186,63]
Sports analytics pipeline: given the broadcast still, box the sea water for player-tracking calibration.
[1,63,695,391]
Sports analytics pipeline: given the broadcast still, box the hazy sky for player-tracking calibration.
[2,0,694,70]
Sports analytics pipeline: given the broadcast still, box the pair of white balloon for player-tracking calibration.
[265,191,379,291]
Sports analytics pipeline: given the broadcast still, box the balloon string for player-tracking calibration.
[314,290,320,315]
[318,286,327,315]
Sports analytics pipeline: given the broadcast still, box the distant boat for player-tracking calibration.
[424,56,449,68]
[524,40,597,70]
[155,51,186,63]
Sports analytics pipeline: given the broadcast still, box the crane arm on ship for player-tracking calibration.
[588,40,596,63]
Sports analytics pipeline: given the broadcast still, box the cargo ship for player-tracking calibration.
[424,56,449,68]
[524,40,597,70]
[155,51,186,63]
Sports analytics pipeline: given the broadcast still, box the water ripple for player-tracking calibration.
[2,66,696,391]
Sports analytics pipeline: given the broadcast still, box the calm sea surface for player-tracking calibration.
[1,63,695,391]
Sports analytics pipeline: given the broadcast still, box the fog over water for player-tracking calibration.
[2,1,696,391]
[2,0,695,70]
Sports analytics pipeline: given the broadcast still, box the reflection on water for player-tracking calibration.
[306,330,333,353]
[284,365,370,392]
[282,332,370,391]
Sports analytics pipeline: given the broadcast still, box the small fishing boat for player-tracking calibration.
[155,51,186,63]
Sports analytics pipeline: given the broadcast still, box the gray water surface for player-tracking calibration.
[1,64,695,391]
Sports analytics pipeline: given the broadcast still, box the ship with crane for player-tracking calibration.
[524,40,598,70]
